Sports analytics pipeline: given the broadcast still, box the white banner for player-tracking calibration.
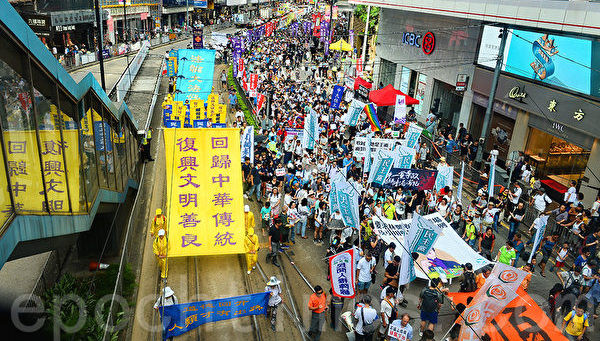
[344,99,365,127]
[241,126,254,163]
[459,263,528,341]
[457,161,465,203]
[435,165,454,192]
[528,215,549,263]
[398,214,442,285]
[329,249,355,298]
[488,153,497,198]
[372,213,490,280]
[393,145,416,169]
[393,95,406,124]
[353,137,407,159]
[302,108,319,150]
[405,124,423,149]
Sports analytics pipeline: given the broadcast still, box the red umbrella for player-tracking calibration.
[353,76,372,90]
[368,84,419,106]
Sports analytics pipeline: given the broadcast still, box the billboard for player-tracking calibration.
[477,25,600,98]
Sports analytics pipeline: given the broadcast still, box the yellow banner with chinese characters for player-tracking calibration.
[164,128,244,257]
[3,130,81,213]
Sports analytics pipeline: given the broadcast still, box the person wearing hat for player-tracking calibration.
[153,229,169,280]
[383,197,396,220]
[265,276,283,331]
[245,228,259,274]
[153,286,178,310]
[244,205,255,235]
[151,208,167,237]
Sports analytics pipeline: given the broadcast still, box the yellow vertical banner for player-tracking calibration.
[164,128,245,256]
[4,130,81,213]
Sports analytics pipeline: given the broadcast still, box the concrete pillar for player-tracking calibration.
[457,89,473,128]
[581,138,600,207]
[507,109,530,160]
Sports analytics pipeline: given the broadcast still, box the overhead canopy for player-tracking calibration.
[353,76,372,90]
[368,84,420,106]
[329,39,352,52]
[448,288,567,341]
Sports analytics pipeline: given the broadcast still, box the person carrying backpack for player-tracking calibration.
[459,263,477,293]
[418,278,443,337]
[561,301,589,341]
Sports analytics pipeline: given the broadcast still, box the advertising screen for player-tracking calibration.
[477,25,599,98]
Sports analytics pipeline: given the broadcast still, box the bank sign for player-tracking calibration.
[402,31,436,55]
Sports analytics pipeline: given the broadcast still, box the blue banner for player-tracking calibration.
[241,126,254,163]
[375,168,437,190]
[174,49,216,102]
[337,187,359,229]
[93,121,112,151]
[192,27,204,49]
[330,85,344,109]
[162,292,269,339]
[488,154,497,198]
[193,0,207,8]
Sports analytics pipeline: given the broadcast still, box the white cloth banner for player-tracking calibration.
[528,215,549,263]
[372,213,490,280]
[368,150,396,185]
[353,137,407,158]
[329,249,355,298]
[393,95,406,124]
[435,165,454,192]
[345,99,365,126]
[398,214,442,285]
[240,126,254,163]
[459,263,528,341]
[405,124,423,149]
[337,184,360,229]
[457,161,465,203]
[488,154,497,198]
[392,145,416,169]
[302,108,319,150]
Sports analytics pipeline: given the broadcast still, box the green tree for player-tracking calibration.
[355,5,380,30]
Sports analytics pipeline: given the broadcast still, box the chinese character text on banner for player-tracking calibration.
[164,128,245,256]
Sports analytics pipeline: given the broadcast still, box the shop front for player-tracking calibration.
[375,8,481,126]
[472,67,600,202]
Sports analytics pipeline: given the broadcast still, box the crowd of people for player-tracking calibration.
[227,11,600,341]
[223,10,600,340]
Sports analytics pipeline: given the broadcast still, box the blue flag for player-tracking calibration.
[330,85,345,109]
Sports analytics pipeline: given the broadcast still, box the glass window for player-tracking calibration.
[116,123,128,190]
[112,123,124,192]
[80,93,99,204]
[104,118,117,190]
[0,56,44,214]
[92,96,109,189]
[32,69,72,214]
[58,90,87,213]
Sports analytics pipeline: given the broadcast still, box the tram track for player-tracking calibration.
[255,260,310,341]
[238,254,263,341]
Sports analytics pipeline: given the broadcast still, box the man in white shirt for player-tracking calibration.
[564,180,577,205]
[507,182,522,211]
[531,188,552,213]
[380,287,397,339]
[354,295,378,339]
[384,243,397,267]
[356,251,376,294]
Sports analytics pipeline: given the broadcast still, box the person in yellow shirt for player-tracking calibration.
[153,229,169,280]
[562,302,589,340]
[244,205,255,235]
[151,208,167,237]
[245,227,259,274]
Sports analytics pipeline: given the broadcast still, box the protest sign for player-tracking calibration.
[329,249,355,298]
[375,168,437,190]
[435,165,454,192]
[393,95,406,124]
